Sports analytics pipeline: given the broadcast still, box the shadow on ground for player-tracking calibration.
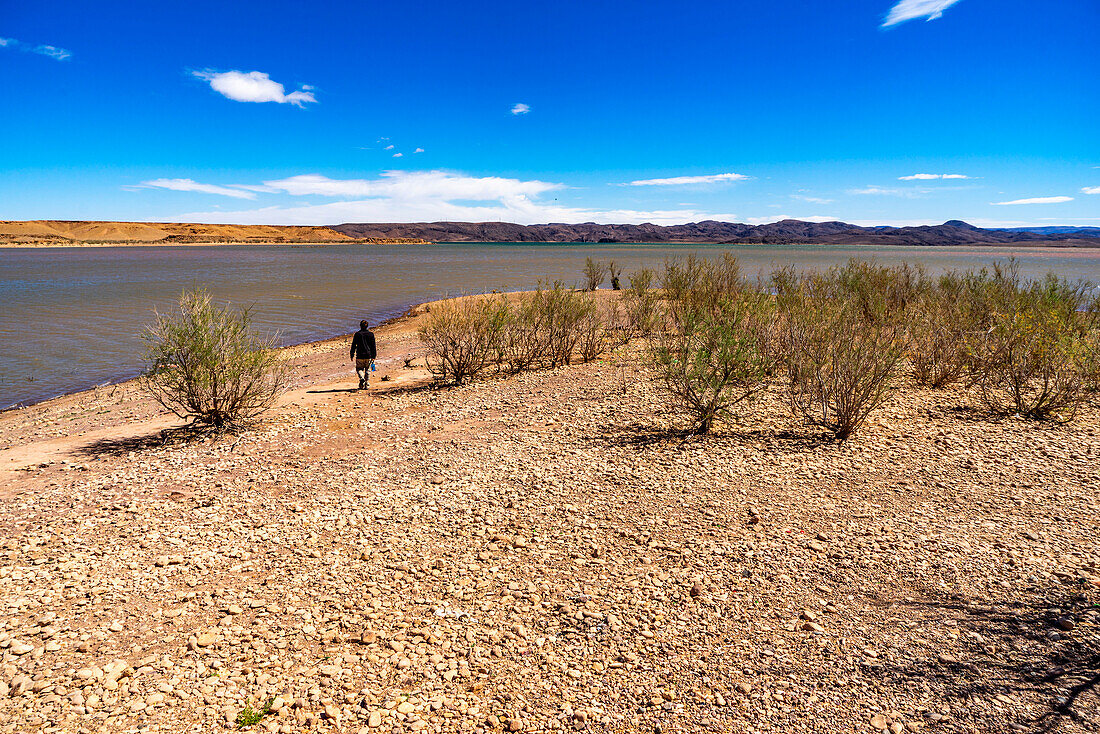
[887,584,1099,732]
[74,423,218,457]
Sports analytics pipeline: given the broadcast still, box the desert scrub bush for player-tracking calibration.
[625,268,660,338]
[907,290,971,388]
[608,261,622,290]
[530,282,592,367]
[577,295,608,362]
[141,289,289,430]
[831,260,929,323]
[418,294,508,384]
[497,297,543,374]
[968,277,1094,421]
[784,293,905,439]
[654,291,779,434]
[583,257,606,291]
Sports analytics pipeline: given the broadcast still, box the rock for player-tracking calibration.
[870,714,888,730]
[430,475,446,485]
[1055,617,1075,631]
[369,710,383,727]
[195,631,217,647]
[9,641,34,655]
[937,653,957,665]
[890,724,904,734]
[736,682,752,695]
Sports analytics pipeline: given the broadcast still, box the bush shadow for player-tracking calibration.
[74,422,216,457]
[885,585,1099,732]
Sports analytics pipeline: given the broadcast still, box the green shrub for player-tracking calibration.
[969,277,1093,421]
[654,292,778,434]
[141,289,289,429]
[908,291,970,388]
[531,282,592,367]
[608,261,622,291]
[418,294,507,384]
[583,257,605,291]
[785,294,904,439]
[625,268,660,338]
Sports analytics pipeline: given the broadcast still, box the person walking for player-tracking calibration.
[350,320,377,390]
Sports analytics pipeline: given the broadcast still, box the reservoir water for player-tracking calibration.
[4,242,1100,410]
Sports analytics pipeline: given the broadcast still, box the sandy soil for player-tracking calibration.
[0,295,1098,734]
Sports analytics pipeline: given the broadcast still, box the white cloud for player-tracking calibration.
[898,173,970,180]
[34,44,71,60]
[0,37,72,60]
[138,178,258,199]
[1082,186,1100,195]
[170,170,735,226]
[848,185,924,198]
[384,144,394,150]
[882,0,964,27]
[392,153,403,158]
[511,103,530,115]
[626,173,749,186]
[413,147,425,154]
[791,194,834,204]
[991,196,1074,206]
[192,70,316,107]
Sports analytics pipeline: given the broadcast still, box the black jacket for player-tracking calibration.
[350,329,377,360]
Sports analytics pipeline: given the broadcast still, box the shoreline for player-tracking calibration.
[0,297,433,414]
[6,239,1100,249]
[0,290,1096,732]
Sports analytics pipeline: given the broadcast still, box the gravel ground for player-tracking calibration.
[0,318,1098,734]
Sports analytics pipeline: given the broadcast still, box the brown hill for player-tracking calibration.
[0,220,356,245]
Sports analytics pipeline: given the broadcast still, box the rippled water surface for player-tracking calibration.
[4,242,1100,409]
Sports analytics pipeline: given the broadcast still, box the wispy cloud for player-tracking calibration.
[882,0,964,27]
[0,37,72,60]
[791,194,834,204]
[1082,186,1100,195]
[510,103,530,115]
[626,173,749,186]
[384,144,394,150]
[137,178,258,199]
[168,170,736,226]
[191,70,316,107]
[898,173,970,180]
[848,185,925,198]
[991,196,1074,206]
[392,153,403,158]
[413,147,425,154]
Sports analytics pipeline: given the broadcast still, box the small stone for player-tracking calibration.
[369,710,383,727]
[430,475,446,485]
[227,605,244,615]
[195,631,217,647]
[870,714,888,730]
[9,642,34,656]
[736,682,752,695]
[1055,617,1075,631]
[937,653,957,665]
[890,723,905,734]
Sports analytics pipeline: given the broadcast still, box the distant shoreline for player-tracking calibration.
[5,239,1100,249]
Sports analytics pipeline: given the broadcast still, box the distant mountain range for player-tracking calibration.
[332,220,1100,246]
[2,219,1098,247]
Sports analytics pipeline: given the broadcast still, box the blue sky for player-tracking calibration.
[1,0,1097,227]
